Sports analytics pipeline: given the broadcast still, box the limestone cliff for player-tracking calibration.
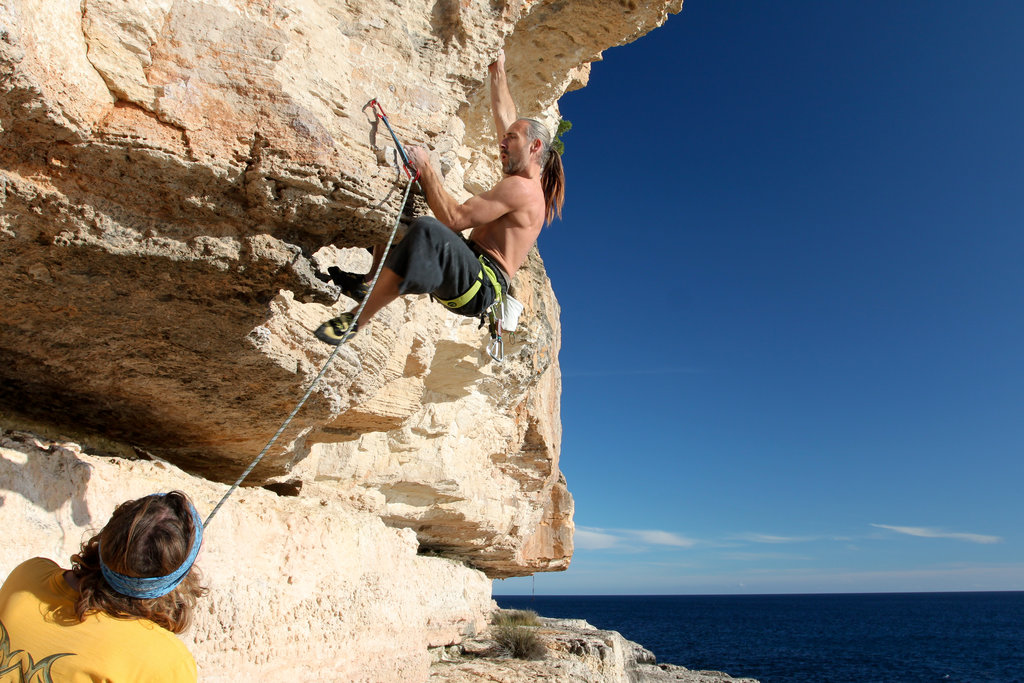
[2,429,492,681]
[0,0,682,679]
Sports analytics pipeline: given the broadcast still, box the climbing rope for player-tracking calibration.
[205,101,418,526]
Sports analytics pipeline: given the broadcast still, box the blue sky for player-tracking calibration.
[494,0,1024,595]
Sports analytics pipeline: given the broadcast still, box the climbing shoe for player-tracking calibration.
[324,267,369,302]
[314,312,358,345]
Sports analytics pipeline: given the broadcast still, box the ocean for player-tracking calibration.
[494,593,1024,683]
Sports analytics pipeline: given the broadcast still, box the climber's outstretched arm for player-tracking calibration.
[489,50,517,138]
[406,146,522,232]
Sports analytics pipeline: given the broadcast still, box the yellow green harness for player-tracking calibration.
[436,254,505,311]
[435,254,508,362]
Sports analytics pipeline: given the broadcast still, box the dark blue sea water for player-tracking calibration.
[494,593,1024,683]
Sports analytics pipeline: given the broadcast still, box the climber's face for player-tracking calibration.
[499,119,536,175]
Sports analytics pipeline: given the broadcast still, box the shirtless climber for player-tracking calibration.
[313,50,565,345]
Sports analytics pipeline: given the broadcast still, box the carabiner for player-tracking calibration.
[487,335,504,363]
[486,314,504,363]
[368,98,418,181]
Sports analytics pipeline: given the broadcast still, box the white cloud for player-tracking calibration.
[719,551,815,562]
[575,527,621,550]
[731,532,819,544]
[870,524,1002,544]
[632,529,698,547]
[574,526,697,551]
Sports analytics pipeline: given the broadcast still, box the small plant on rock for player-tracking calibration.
[551,119,572,155]
[492,623,547,660]
[489,609,545,659]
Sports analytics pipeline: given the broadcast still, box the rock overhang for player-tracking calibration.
[1,0,683,577]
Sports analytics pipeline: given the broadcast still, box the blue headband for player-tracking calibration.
[99,495,204,600]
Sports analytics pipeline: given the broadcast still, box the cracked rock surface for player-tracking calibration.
[2,0,682,678]
[431,617,760,683]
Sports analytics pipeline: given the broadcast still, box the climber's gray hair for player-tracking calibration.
[519,117,553,166]
[517,117,564,225]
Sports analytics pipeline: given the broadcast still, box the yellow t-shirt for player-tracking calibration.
[0,558,197,683]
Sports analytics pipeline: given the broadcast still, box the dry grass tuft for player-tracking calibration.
[492,623,546,660]
[491,609,540,627]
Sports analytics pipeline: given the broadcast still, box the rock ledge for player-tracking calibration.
[430,616,761,683]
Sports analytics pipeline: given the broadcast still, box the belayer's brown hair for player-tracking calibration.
[70,491,207,634]
[521,118,565,225]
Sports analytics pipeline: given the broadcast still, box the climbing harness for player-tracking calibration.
[205,99,418,526]
[433,253,517,363]
[436,255,504,311]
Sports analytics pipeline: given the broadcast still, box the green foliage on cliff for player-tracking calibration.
[552,119,572,156]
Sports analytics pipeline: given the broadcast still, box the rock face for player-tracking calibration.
[1,0,683,679]
[1,429,492,682]
[431,617,761,683]
[1,0,682,579]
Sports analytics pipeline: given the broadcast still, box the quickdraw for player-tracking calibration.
[369,98,420,183]
[485,310,504,363]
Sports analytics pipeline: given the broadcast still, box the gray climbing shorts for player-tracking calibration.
[385,216,508,318]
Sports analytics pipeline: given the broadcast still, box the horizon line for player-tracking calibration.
[491,588,1024,598]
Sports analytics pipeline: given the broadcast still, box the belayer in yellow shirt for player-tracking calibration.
[0,491,207,682]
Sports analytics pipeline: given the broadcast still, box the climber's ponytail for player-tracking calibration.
[521,118,565,225]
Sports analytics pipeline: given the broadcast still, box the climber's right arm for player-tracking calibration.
[489,50,517,138]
